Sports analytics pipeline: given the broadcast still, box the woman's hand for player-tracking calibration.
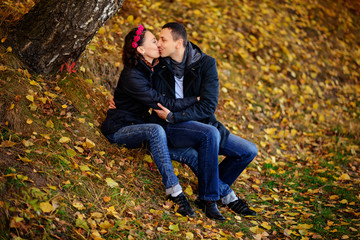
[109,97,116,109]
[154,103,170,120]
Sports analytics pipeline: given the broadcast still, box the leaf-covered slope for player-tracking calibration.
[1,0,359,239]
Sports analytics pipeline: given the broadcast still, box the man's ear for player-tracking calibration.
[176,39,183,49]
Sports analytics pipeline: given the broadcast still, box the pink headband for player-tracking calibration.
[132,25,144,48]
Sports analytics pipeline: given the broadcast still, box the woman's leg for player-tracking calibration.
[108,123,195,217]
[109,124,179,192]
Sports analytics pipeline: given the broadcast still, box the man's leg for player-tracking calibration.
[166,121,225,220]
[169,133,258,216]
[166,121,220,201]
[169,147,233,199]
[218,133,258,215]
[218,133,258,187]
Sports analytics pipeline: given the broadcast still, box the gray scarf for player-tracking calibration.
[170,45,189,78]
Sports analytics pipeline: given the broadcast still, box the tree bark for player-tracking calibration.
[7,0,125,74]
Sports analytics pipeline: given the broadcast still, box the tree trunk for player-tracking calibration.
[8,0,125,74]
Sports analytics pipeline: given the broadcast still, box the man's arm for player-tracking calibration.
[155,57,219,122]
[120,70,197,111]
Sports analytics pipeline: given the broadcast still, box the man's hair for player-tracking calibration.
[162,22,188,47]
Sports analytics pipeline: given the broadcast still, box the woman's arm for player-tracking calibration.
[119,69,197,111]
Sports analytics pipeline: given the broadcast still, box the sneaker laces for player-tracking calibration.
[228,198,250,213]
[177,194,191,208]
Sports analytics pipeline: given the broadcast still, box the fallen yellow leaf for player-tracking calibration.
[91,230,105,240]
[90,212,103,219]
[0,140,17,148]
[169,224,179,231]
[73,200,86,210]
[250,225,266,234]
[26,95,34,102]
[74,146,84,153]
[264,128,277,135]
[339,173,350,180]
[261,222,271,230]
[66,149,76,157]
[293,223,313,230]
[143,154,153,163]
[106,178,119,188]
[184,185,193,196]
[76,216,89,230]
[107,206,121,219]
[185,232,194,239]
[29,80,38,86]
[59,137,70,143]
[18,155,32,163]
[84,138,96,148]
[46,120,54,128]
[99,220,113,229]
[40,202,53,213]
[79,165,90,172]
[29,102,37,111]
[22,139,34,147]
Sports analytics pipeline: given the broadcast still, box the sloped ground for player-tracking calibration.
[0,0,359,239]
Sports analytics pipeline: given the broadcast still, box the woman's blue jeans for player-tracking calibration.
[106,124,180,193]
[165,121,221,201]
[168,129,257,199]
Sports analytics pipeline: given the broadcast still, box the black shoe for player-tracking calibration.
[227,198,257,216]
[167,192,195,217]
[195,199,225,220]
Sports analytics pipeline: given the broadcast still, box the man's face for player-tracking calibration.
[157,28,178,58]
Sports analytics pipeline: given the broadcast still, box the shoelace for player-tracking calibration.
[230,199,249,212]
[177,195,190,208]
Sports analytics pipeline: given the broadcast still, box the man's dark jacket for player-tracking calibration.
[151,42,230,147]
[101,58,197,137]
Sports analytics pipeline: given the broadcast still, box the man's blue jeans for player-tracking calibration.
[168,126,257,199]
[165,121,221,201]
[106,124,180,193]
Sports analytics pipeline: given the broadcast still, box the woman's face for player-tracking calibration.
[138,31,160,62]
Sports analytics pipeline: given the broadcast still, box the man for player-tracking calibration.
[151,22,258,219]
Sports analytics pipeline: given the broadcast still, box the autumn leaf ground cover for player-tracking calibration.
[1,0,360,239]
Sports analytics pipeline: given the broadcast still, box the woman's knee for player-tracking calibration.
[149,124,166,138]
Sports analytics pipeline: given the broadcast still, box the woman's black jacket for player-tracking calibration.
[101,58,197,136]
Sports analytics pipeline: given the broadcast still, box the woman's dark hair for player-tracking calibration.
[122,27,147,67]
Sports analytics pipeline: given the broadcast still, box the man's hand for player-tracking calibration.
[154,103,170,120]
[109,97,116,109]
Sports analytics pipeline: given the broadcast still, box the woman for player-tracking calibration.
[101,25,196,217]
